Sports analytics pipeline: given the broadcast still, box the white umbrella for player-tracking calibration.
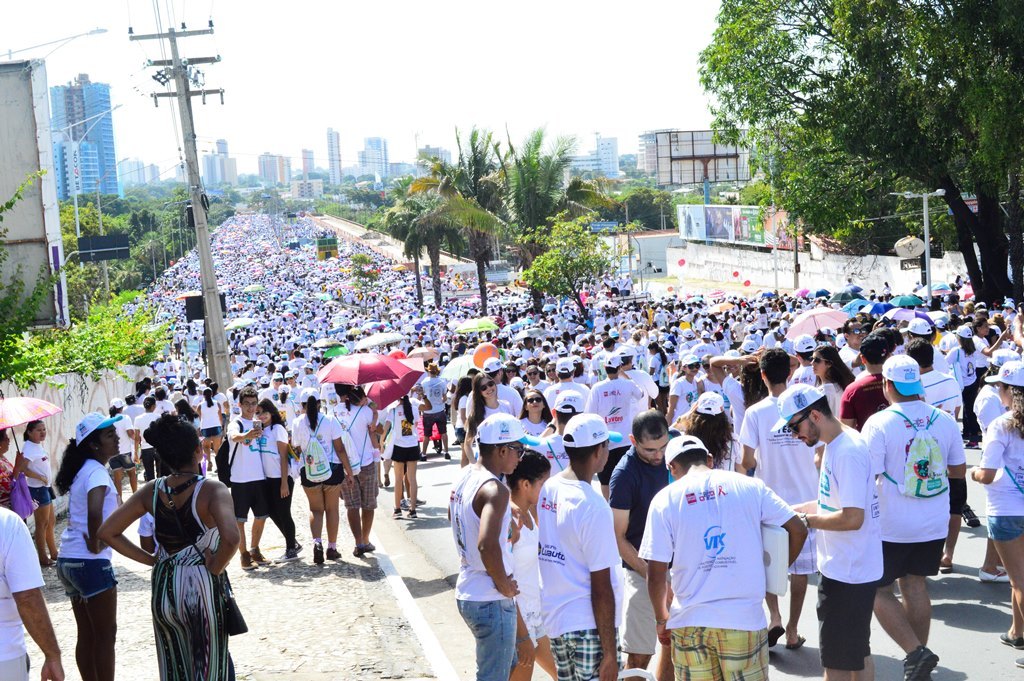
[355,332,406,351]
[242,336,263,347]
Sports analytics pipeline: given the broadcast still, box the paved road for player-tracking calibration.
[387,439,1018,680]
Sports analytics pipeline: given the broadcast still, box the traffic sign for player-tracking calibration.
[590,221,618,233]
[900,258,921,270]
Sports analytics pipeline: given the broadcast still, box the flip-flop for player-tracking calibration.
[939,562,953,574]
[768,626,785,648]
[785,636,806,650]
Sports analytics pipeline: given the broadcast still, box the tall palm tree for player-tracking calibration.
[411,127,505,315]
[381,198,427,306]
[503,129,611,310]
[383,194,464,308]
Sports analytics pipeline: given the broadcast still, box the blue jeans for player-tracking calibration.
[457,598,517,681]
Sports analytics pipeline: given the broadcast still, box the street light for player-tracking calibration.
[50,104,123,239]
[4,28,107,60]
[892,188,946,300]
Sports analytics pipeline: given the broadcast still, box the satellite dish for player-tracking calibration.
[894,236,926,258]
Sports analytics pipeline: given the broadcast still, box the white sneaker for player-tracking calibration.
[980,568,1011,583]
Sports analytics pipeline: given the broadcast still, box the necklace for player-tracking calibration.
[166,473,201,496]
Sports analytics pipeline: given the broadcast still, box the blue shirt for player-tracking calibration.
[609,447,669,566]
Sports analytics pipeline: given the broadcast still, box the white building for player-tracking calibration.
[121,158,146,186]
[637,132,657,175]
[290,179,324,199]
[570,135,619,178]
[358,137,389,179]
[327,128,342,185]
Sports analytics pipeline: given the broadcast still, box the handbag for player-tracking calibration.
[10,473,34,520]
[158,476,249,636]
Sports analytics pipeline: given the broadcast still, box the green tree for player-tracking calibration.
[349,252,380,294]
[700,0,1024,301]
[600,186,676,232]
[522,214,616,317]
[411,128,506,315]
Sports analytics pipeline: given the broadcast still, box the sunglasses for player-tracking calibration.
[847,329,864,335]
[480,381,496,390]
[506,443,526,457]
[526,397,543,404]
[685,363,700,369]
[812,356,828,364]
[527,371,539,376]
[788,411,811,431]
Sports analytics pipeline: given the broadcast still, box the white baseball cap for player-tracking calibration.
[881,355,925,397]
[553,391,584,414]
[110,397,126,409]
[562,413,623,448]
[986,360,1024,387]
[682,329,696,340]
[990,349,1021,369]
[772,384,827,431]
[741,338,760,353]
[555,357,574,375]
[299,388,320,403]
[604,353,624,370]
[482,357,504,374]
[680,354,700,366]
[695,391,725,416]
[793,335,816,354]
[76,412,123,444]
[956,324,974,339]
[665,434,709,469]
[907,318,934,336]
[477,413,541,447]
[617,345,637,360]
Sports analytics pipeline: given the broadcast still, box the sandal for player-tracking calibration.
[353,545,366,557]
[785,636,806,650]
[939,560,953,574]
[362,543,376,553]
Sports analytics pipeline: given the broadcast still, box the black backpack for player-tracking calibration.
[215,420,244,487]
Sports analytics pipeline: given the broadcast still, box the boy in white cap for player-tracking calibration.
[643,432,806,681]
[861,355,966,680]
[538,414,624,681]
[543,357,591,408]
[449,413,541,681]
[776,384,882,681]
[789,335,818,387]
[587,352,646,499]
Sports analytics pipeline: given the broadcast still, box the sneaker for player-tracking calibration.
[240,551,256,571]
[313,543,324,565]
[1001,633,1024,649]
[363,542,376,553]
[400,498,410,510]
[962,504,981,528]
[275,547,301,563]
[1017,657,1024,669]
[249,548,271,566]
[325,547,341,561]
[980,568,1011,583]
[419,455,428,462]
[903,645,939,681]
[407,508,418,519]
[444,452,451,460]
[393,507,402,519]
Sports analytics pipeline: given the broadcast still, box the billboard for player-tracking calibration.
[676,205,797,250]
[654,129,752,187]
[0,60,68,326]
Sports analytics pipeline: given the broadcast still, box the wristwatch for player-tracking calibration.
[799,512,809,528]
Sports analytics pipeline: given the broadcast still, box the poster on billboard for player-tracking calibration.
[678,205,706,240]
[734,206,763,244]
[704,206,733,241]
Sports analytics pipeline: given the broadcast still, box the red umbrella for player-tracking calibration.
[365,358,425,410]
[317,353,409,385]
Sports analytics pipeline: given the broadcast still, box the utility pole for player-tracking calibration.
[793,224,800,289]
[131,22,233,393]
[95,181,110,298]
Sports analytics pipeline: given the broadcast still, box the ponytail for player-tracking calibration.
[204,387,214,408]
[306,395,320,431]
[55,437,95,495]
[401,394,414,424]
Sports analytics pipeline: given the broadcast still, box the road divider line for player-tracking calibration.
[370,531,461,681]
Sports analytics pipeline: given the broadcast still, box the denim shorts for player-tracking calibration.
[201,426,223,437]
[457,598,517,681]
[56,558,117,601]
[988,515,1024,542]
[28,486,54,507]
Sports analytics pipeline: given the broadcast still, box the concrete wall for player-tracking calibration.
[666,241,968,294]
[2,367,149,511]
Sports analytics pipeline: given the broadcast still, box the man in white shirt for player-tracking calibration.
[789,335,818,387]
[226,386,272,570]
[905,339,961,415]
[861,356,966,681]
[738,348,819,649]
[643,435,806,681]
[543,357,591,408]
[778,384,883,681]
[839,319,866,375]
[538,414,624,681]
[419,363,451,460]
[587,353,646,499]
[0,507,64,681]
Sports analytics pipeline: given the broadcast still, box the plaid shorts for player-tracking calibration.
[550,628,619,681]
[341,466,378,510]
[671,627,768,681]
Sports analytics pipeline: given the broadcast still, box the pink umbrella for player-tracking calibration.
[786,308,850,339]
[408,346,440,361]
[365,358,426,410]
[959,284,974,300]
[317,354,409,385]
[795,288,811,298]
[0,395,62,430]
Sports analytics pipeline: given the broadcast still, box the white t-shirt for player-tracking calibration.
[257,423,289,479]
[543,382,591,410]
[839,345,863,376]
[789,364,816,387]
[640,469,794,631]
[722,375,746,426]
[113,415,134,455]
[0,507,45,662]
[739,396,819,505]
[421,377,448,414]
[449,466,512,602]
[980,414,1024,517]
[816,430,883,584]
[669,377,700,423]
[537,476,622,639]
[497,384,524,416]
[537,434,570,473]
[198,398,224,429]
[335,403,377,471]
[19,440,50,488]
[975,385,1006,433]
[59,459,117,560]
[585,377,644,438]
[521,417,549,438]
[389,401,422,449]
[225,418,266,484]
[133,411,161,449]
[292,413,342,465]
[921,370,962,415]
[861,402,965,543]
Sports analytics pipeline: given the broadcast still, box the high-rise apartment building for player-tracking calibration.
[301,149,314,180]
[121,159,146,187]
[418,145,452,165]
[277,156,292,184]
[50,73,120,199]
[327,128,342,185]
[358,137,389,179]
[637,132,657,175]
[257,153,291,185]
[570,135,620,178]
[201,138,239,186]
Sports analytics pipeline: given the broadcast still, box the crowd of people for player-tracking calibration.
[2,212,1024,681]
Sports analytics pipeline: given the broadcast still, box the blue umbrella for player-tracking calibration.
[843,284,864,293]
[758,291,777,299]
[842,299,872,313]
[865,302,894,316]
[812,288,831,298]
